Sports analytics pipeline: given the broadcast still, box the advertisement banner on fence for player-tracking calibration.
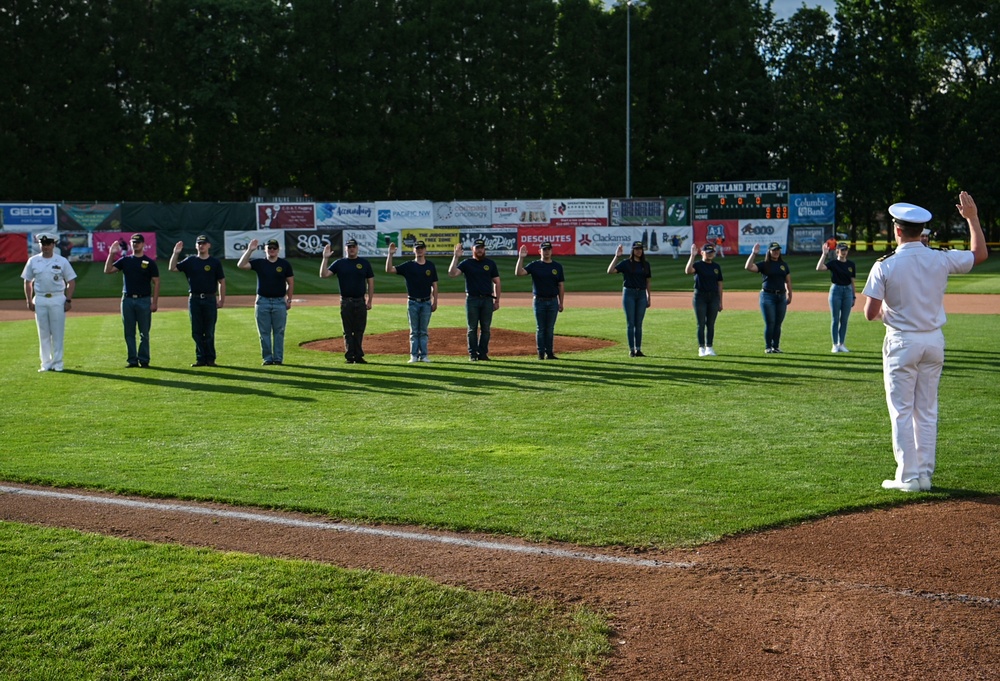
[31,231,92,261]
[665,197,690,226]
[518,227,576,256]
[256,203,316,230]
[574,226,642,255]
[400,229,460,255]
[92,232,158,262]
[376,200,434,230]
[433,201,491,227]
[548,199,608,227]
[343,229,383,257]
[736,219,789,254]
[59,203,122,232]
[316,202,375,228]
[790,193,836,225]
[692,221,739,257]
[460,228,518,255]
[0,232,28,263]
[791,225,826,253]
[640,226,693,256]
[1,203,58,232]
[285,230,341,258]
[609,198,665,226]
[491,200,549,228]
[225,230,283,259]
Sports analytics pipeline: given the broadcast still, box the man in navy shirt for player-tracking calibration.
[449,239,501,361]
[170,234,226,367]
[238,238,295,366]
[515,241,565,360]
[386,240,438,363]
[321,238,375,364]
[104,233,160,368]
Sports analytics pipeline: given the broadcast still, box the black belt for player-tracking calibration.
[762,289,784,294]
[124,294,149,299]
[259,295,285,299]
[467,294,493,298]
[341,296,365,301]
[190,293,214,299]
[624,287,644,290]
[534,295,558,300]
[408,297,431,303]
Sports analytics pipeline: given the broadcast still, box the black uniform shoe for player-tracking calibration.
[633,350,646,357]
[538,353,546,360]
[478,355,491,361]
[272,360,282,365]
[262,360,274,366]
[546,354,559,360]
[126,362,139,368]
[354,357,368,364]
[206,361,218,367]
[191,362,206,367]
[139,362,150,368]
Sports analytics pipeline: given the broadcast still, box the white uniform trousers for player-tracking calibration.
[34,293,67,371]
[882,328,945,483]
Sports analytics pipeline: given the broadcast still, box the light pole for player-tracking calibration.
[625,0,632,198]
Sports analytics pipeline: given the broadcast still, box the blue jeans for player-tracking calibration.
[121,296,152,364]
[622,288,648,351]
[533,297,559,356]
[693,290,720,347]
[189,295,218,363]
[255,297,288,362]
[759,291,787,350]
[466,296,494,358]
[407,299,432,358]
[829,284,853,345]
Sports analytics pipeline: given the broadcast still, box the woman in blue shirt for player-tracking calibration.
[684,242,723,356]
[816,242,856,353]
[745,242,792,353]
[608,241,652,357]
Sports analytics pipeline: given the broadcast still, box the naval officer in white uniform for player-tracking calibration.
[21,233,78,372]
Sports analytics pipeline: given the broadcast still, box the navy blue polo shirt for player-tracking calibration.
[457,257,499,296]
[328,257,374,297]
[177,256,225,294]
[615,259,651,289]
[524,260,564,298]
[691,260,723,292]
[251,257,294,297]
[825,259,856,287]
[113,255,159,297]
[757,259,790,291]
[395,259,438,299]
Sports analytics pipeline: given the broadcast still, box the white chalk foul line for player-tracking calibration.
[0,485,694,570]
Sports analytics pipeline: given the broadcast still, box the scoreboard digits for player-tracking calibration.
[691,180,790,221]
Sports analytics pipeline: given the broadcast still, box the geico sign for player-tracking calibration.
[10,207,54,216]
[741,224,775,235]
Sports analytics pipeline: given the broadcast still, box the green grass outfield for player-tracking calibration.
[3,253,1000,298]
[2,293,998,678]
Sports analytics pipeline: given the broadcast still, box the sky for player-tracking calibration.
[602,1,838,21]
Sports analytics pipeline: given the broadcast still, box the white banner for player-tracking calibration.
[549,199,609,227]
[491,200,549,227]
[642,227,693,256]
[344,229,383,257]
[738,220,789,254]
[225,230,282,259]
[316,202,376,228]
[375,200,434,230]
[433,201,491,227]
[573,226,642,255]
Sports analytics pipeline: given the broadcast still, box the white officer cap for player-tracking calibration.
[36,232,57,243]
[921,228,931,236]
[888,202,932,224]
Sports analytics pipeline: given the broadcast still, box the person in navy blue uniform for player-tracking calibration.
[745,241,792,354]
[684,242,723,357]
[170,235,225,367]
[104,233,160,368]
[608,240,651,357]
[816,241,856,353]
[449,239,501,361]
[321,238,375,364]
[238,237,295,366]
[386,240,438,363]
[515,241,565,360]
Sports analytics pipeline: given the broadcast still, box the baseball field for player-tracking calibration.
[1,255,998,679]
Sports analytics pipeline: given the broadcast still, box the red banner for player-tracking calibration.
[0,232,28,263]
[517,227,576,256]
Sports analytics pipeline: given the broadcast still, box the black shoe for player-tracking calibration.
[126,362,139,368]
[629,351,636,357]
[346,359,355,364]
[634,350,646,357]
[191,361,206,367]
[478,355,491,361]
[262,360,274,366]
[139,362,149,368]
[771,348,782,354]
[546,354,558,360]
[538,353,546,360]
[206,361,218,367]
[469,356,478,362]
[272,360,282,365]
[355,357,368,364]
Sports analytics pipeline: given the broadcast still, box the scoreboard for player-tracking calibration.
[691,180,790,221]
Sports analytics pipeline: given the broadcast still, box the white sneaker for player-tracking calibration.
[882,479,921,492]
[832,344,840,353]
[698,347,706,357]
[839,345,849,353]
[420,356,431,363]
[706,347,717,356]
[408,355,418,363]
[918,474,932,491]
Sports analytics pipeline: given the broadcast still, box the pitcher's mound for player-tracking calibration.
[302,327,615,357]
